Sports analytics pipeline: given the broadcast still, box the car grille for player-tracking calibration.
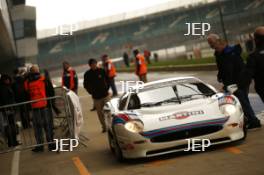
[146,137,231,156]
[150,125,223,143]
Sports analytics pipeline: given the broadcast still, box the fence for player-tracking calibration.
[0,87,75,153]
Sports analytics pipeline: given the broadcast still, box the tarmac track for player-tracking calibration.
[1,71,264,175]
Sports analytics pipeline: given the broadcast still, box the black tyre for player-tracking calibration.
[242,117,248,140]
[238,116,248,141]
[107,132,115,153]
[112,134,124,162]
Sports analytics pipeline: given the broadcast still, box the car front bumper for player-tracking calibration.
[114,115,244,159]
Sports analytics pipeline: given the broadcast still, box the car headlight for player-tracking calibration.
[124,120,144,133]
[221,104,237,116]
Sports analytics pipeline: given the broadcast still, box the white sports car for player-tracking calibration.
[103,77,246,161]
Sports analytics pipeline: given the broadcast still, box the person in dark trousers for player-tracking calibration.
[24,65,55,152]
[83,59,110,133]
[0,74,19,147]
[44,69,60,129]
[12,68,30,129]
[245,26,264,103]
[101,54,118,96]
[207,34,261,129]
[123,52,130,67]
[62,61,78,94]
[154,53,159,62]
[90,104,96,111]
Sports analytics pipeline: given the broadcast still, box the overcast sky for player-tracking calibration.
[26,0,200,30]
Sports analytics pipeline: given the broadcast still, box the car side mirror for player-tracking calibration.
[103,102,112,112]
[207,84,217,93]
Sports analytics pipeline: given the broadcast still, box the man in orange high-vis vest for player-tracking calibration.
[62,61,78,94]
[24,65,55,152]
[102,54,118,96]
[133,49,148,83]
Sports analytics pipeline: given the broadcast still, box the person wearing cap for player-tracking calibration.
[101,54,118,96]
[62,61,78,94]
[245,26,264,103]
[83,59,110,133]
[133,49,148,83]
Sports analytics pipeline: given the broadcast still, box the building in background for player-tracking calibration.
[0,0,37,74]
[37,0,264,71]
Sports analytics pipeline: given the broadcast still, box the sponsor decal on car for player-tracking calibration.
[159,110,204,121]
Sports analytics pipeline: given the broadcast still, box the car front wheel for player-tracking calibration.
[108,132,115,153]
[108,132,124,162]
[242,117,248,140]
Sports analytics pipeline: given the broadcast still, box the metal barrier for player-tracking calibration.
[0,87,75,153]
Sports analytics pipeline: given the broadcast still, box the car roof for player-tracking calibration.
[132,76,202,90]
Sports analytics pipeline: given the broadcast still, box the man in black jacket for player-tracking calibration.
[207,34,261,129]
[0,74,19,147]
[246,27,264,103]
[83,59,110,133]
[12,68,30,129]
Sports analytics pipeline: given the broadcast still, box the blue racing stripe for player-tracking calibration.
[141,117,229,138]
[113,117,127,125]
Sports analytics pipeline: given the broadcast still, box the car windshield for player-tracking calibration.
[137,81,215,108]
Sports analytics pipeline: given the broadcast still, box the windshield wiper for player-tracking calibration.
[161,97,181,104]
[141,97,181,107]
[180,93,214,100]
[141,102,162,107]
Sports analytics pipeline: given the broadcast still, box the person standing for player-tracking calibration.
[245,34,254,54]
[207,34,261,129]
[154,53,159,62]
[246,26,264,103]
[133,49,148,83]
[62,61,78,94]
[144,49,151,64]
[0,74,19,147]
[83,59,110,133]
[44,69,60,129]
[12,68,30,129]
[123,52,130,67]
[24,65,55,152]
[101,54,118,96]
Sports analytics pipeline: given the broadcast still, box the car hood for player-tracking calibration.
[127,96,226,132]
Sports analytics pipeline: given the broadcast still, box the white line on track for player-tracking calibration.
[11,151,20,175]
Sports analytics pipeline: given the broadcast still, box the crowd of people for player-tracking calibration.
[0,65,58,151]
[82,51,149,132]
[0,49,150,150]
[1,25,264,152]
